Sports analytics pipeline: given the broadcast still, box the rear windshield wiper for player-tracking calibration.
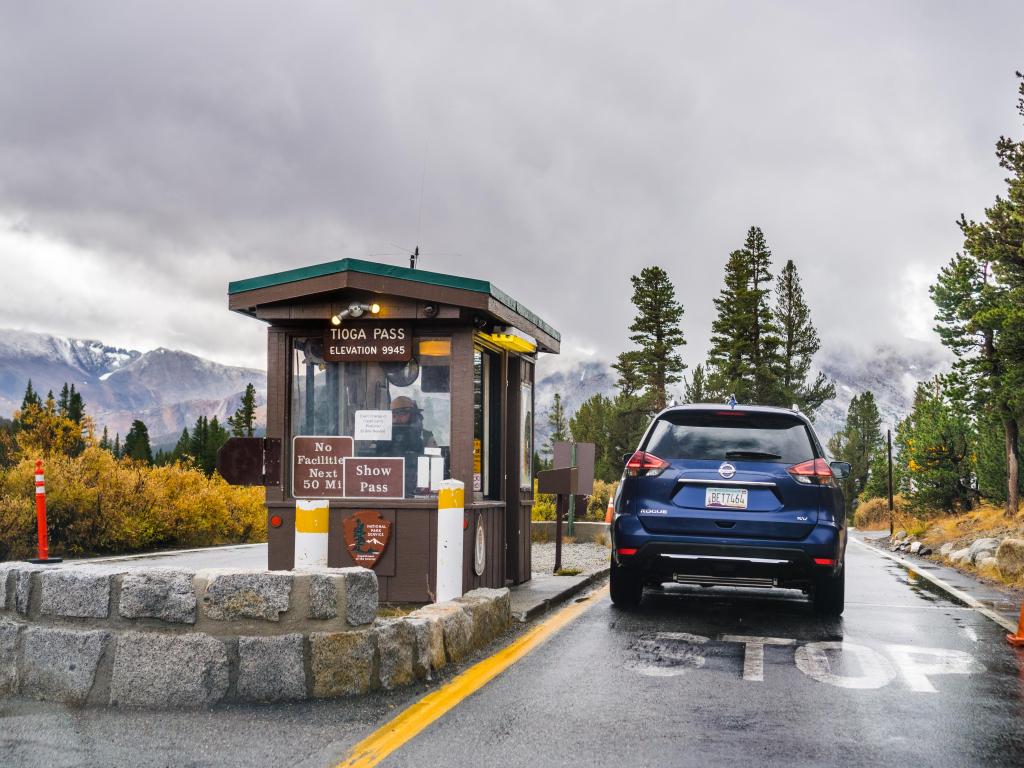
[725,450,782,460]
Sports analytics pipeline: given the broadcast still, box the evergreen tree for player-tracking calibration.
[613,266,686,411]
[58,383,70,417]
[707,227,782,404]
[570,391,649,482]
[205,416,229,474]
[775,259,835,414]
[228,383,258,438]
[113,433,121,459]
[189,415,209,464]
[172,427,191,462]
[902,380,976,512]
[99,426,110,451]
[932,251,1019,515]
[682,364,709,404]
[828,392,883,507]
[68,384,84,424]
[20,380,42,411]
[543,394,569,458]
[124,420,153,463]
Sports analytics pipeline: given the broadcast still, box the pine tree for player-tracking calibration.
[828,392,883,506]
[112,433,121,459]
[172,427,191,462]
[205,416,229,474]
[932,252,1019,515]
[20,380,41,410]
[543,394,569,457]
[775,259,835,414]
[189,416,209,464]
[682,364,709,404]
[227,383,258,438]
[613,266,686,411]
[707,227,782,404]
[124,420,153,463]
[58,383,70,417]
[68,384,84,424]
[99,426,110,451]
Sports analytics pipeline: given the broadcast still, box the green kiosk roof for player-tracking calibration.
[228,257,560,346]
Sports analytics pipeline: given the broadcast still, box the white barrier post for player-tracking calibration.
[294,499,329,568]
[436,479,464,602]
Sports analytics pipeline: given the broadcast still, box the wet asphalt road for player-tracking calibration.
[4,538,1024,767]
[381,538,1024,768]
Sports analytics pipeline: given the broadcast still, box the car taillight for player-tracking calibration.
[787,458,835,486]
[624,451,669,478]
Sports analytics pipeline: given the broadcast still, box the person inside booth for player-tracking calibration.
[389,395,437,453]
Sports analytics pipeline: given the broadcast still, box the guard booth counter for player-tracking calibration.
[221,258,560,602]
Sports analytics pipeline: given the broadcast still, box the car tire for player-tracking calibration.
[812,565,845,616]
[610,558,643,609]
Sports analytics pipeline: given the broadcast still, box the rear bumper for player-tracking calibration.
[613,514,843,588]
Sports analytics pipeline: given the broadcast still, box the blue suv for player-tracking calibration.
[610,404,851,615]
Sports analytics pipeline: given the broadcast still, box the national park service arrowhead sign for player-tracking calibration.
[343,510,392,568]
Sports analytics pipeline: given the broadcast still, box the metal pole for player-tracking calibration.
[887,429,894,536]
[554,494,564,574]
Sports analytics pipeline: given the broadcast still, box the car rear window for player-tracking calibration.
[643,410,816,464]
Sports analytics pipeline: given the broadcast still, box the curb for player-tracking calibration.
[512,567,609,623]
[850,536,1018,632]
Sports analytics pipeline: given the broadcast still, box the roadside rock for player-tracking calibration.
[968,538,1000,564]
[308,573,339,620]
[908,542,922,555]
[375,619,415,690]
[939,542,955,557]
[202,571,292,622]
[410,603,474,663]
[949,547,971,565]
[119,570,196,624]
[110,631,229,707]
[894,530,907,541]
[40,569,115,619]
[978,556,999,571]
[21,627,108,704]
[0,617,20,695]
[342,567,378,626]
[455,588,512,649]
[236,634,306,702]
[310,630,377,697]
[996,539,1024,580]
[919,547,932,556]
[405,616,445,680]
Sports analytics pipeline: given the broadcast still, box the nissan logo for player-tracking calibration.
[718,462,736,479]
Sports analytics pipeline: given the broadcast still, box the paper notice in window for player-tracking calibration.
[354,410,392,441]
[430,456,444,491]
[417,456,430,490]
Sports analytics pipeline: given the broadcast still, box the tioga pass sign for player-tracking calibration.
[324,322,412,362]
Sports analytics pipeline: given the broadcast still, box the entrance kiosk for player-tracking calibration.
[224,258,560,602]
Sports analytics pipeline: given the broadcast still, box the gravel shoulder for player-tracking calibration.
[530,541,610,576]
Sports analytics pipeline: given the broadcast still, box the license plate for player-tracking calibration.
[705,487,748,509]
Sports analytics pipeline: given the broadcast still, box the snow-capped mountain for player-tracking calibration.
[0,329,266,448]
[533,339,951,450]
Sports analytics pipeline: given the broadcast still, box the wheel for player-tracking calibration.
[610,557,643,609]
[812,565,845,616]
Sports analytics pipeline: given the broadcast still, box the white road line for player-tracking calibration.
[850,537,1017,632]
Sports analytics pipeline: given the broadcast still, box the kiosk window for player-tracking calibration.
[291,336,451,499]
[473,348,502,500]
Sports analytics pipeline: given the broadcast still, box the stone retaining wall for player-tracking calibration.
[0,561,511,707]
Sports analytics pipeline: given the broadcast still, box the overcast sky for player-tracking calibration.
[1,1,1021,371]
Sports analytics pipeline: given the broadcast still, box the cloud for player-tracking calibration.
[0,1,1021,368]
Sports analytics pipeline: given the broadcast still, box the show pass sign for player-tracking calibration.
[324,321,412,362]
[292,436,405,499]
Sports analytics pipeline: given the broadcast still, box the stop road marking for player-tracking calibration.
[634,633,985,692]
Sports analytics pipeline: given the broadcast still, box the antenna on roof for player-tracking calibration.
[410,245,419,270]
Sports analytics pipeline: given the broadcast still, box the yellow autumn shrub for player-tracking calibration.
[0,446,265,561]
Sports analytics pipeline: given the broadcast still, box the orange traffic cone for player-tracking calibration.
[605,497,614,524]
[1008,604,1024,647]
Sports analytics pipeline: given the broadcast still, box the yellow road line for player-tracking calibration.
[337,585,609,768]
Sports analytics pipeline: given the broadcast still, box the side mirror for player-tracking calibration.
[830,461,852,480]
